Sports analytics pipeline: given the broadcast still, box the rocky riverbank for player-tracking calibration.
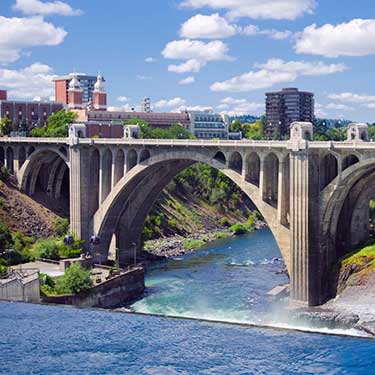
[142,221,266,259]
[291,272,375,336]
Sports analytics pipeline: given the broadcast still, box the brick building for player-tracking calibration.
[0,90,63,131]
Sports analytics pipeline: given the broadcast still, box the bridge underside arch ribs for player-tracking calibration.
[89,150,290,276]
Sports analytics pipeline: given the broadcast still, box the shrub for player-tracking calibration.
[183,238,206,250]
[0,264,8,276]
[218,217,230,227]
[32,238,59,260]
[58,239,83,259]
[55,263,92,295]
[215,232,229,240]
[0,220,12,251]
[55,218,69,237]
[0,165,9,182]
[229,223,254,236]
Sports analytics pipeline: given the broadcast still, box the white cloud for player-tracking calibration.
[0,16,67,64]
[365,103,375,109]
[172,105,213,112]
[295,19,375,57]
[117,96,129,103]
[242,25,292,40]
[181,0,316,20]
[180,13,237,39]
[179,76,195,85]
[14,0,82,16]
[168,59,206,74]
[210,58,346,92]
[0,63,56,99]
[315,103,328,118]
[136,75,152,80]
[145,57,158,63]
[326,103,354,111]
[162,39,230,61]
[162,39,231,73]
[328,92,375,103]
[218,97,263,115]
[154,97,187,109]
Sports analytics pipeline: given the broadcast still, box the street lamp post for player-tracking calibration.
[132,242,137,267]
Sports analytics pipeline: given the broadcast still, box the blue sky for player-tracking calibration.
[1,0,375,121]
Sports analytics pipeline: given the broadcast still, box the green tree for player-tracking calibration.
[125,118,152,138]
[0,220,12,252]
[0,115,11,136]
[55,217,69,237]
[56,263,93,295]
[31,110,77,138]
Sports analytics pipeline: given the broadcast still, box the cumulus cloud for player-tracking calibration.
[154,97,187,109]
[172,104,213,112]
[162,39,231,73]
[180,13,237,39]
[179,76,195,85]
[295,19,375,57]
[242,25,292,40]
[168,59,206,74]
[0,63,56,99]
[0,16,67,64]
[210,58,346,92]
[217,97,263,115]
[328,92,375,103]
[13,0,82,16]
[181,0,316,20]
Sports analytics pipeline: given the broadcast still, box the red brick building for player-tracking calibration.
[0,90,64,130]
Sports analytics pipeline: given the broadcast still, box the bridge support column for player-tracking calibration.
[289,150,321,306]
[70,146,92,249]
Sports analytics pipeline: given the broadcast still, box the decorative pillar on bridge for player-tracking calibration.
[288,122,321,306]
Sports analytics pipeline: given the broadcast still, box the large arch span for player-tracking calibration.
[92,149,291,271]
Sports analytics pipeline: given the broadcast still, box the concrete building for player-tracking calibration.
[265,88,314,139]
[54,73,102,106]
[188,110,229,139]
[0,90,63,131]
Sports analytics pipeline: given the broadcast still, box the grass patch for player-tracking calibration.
[215,232,230,240]
[229,223,254,236]
[341,243,375,268]
[183,238,206,250]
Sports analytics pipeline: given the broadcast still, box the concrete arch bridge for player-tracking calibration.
[0,122,373,307]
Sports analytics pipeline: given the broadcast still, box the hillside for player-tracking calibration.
[0,180,59,239]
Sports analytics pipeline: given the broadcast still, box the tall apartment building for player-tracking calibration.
[265,88,314,139]
[53,73,103,106]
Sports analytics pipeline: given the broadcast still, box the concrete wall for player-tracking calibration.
[42,267,145,308]
[0,273,40,303]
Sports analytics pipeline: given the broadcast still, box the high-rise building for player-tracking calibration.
[140,97,151,113]
[265,88,314,139]
[53,73,103,106]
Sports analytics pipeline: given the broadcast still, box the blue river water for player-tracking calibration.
[1,229,375,374]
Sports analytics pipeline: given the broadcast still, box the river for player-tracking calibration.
[1,229,375,374]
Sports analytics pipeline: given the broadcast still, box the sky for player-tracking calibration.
[0,0,375,121]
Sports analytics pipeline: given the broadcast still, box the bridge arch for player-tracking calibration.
[321,158,375,268]
[320,152,339,191]
[92,150,290,270]
[127,149,137,171]
[18,147,69,199]
[228,151,243,173]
